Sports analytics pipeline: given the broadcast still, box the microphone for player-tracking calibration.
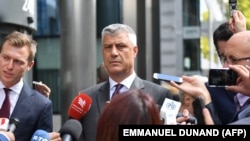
[160,98,181,124]
[68,93,92,120]
[0,118,9,131]
[30,129,50,141]
[8,118,20,132]
[59,119,82,141]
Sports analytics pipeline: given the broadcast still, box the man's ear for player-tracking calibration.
[27,61,34,71]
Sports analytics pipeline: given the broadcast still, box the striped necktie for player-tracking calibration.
[111,84,123,99]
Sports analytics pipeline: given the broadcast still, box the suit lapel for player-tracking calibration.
[11,84,32,118]
[129,76,144,90]
[96,82,110,113]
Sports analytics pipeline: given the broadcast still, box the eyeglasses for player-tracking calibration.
[220,56,250,68]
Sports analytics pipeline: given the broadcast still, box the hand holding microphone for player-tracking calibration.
[0,118,9,131]
[31,130,61,141]
[58,93,91,141]
[0,131,15,141]
[0,117,20,132]
[0,118,18,141]
[30,129,50,141]
[160,98,181,124]
[8,118,20,132]
[49,132,61,141]
[68,93,92,120]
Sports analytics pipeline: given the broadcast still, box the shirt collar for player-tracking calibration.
[0,79,23,94]
[109,71,136,90]
[236,93,250,107]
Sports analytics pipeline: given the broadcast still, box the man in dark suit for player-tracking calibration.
[171,31,250,125]
[205,84,236,124]
[205,10,246,124]
[77,23,173,141]
[0,31,53,141]
[206,22,236,123]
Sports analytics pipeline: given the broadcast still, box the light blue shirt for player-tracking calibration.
[109,71,136,99]
[236,93,250,107]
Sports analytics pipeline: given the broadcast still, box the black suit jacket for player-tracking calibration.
[79,76,173,141]
[205,83,236,124]
[10,82,53,141]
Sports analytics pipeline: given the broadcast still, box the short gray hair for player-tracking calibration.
[101,23,137,46]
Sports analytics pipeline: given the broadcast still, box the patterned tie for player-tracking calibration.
[0,88,11,118]
[111,84,123,99]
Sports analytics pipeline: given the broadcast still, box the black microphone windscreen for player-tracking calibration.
[59,119,82,141]
[8,118,20,132]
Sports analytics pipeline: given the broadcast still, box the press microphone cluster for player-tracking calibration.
[60,93,91,141]
[30,93,92,141]
[68,93,92,120]
[0,117,20,132]
[30,119,83,141]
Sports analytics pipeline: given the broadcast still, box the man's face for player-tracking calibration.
[0,42,34,87]
[217,40,227,61]
[102,32,138,80]
[223,35,250,70]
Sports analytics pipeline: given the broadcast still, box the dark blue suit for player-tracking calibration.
[10,82,53,141]
[205,83,236,124]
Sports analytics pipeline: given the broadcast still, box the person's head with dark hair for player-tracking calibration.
[96,89,162,141]
[213,22,233,59]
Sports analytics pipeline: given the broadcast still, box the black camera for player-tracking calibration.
[229,0,237,17]
[208,68,237,87]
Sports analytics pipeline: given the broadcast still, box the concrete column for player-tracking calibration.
[59,0,96,124]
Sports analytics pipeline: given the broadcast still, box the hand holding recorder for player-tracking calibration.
[168,75,212,106]
[225,65,250,96]
[32,81,51,98]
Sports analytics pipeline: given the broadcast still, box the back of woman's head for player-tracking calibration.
[96,89,162,141]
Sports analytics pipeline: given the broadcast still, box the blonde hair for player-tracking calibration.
[0,31,37,62]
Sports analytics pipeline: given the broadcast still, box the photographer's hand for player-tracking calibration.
[226,65,250,96]
[229,10,246,33]
[169,75,212,105]
[34,81,51,98]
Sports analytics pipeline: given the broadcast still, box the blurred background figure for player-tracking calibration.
[96,62,109,83]
[161,82,180,101]
[178,92,195,116]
